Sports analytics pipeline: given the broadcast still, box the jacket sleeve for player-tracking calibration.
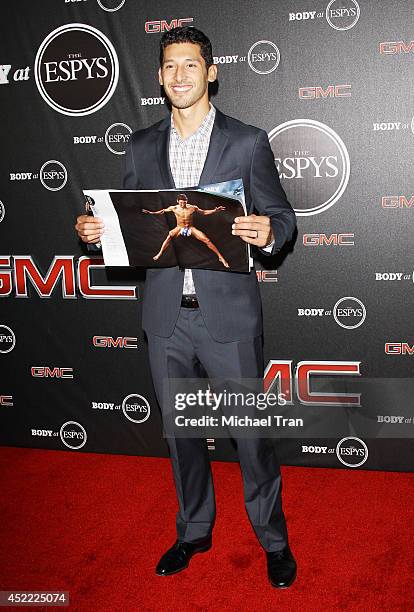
[122,137,138,189]
[250,129,296,255]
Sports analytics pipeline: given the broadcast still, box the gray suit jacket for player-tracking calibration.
[123,108,296,342]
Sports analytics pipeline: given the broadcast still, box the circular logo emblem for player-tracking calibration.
[326,0,360,31]
[97,0,126,11]
[34,23,119,116]
[105,123,132,155]
[268,119,350,217]
[122,394,150,423]
[336,436,368,467]
[39,160,68,191]
[0,200,5,223]
[248,40,280,74]
[60,421,87,449]
[0,325,16,353]
[333,297,366,329]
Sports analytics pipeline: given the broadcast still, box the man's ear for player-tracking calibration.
[158,67,163,86]
[207,64,217,83]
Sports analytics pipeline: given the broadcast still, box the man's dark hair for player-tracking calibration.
[177,193,188,202]
[159,26,213,69]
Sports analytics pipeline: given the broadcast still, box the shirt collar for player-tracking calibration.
[170,103,216,142]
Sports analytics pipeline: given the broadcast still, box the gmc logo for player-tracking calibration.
[303,233,354,246]
[0,256,137,299]
[93,336,138,349]
[264,360,361,406]
[385,343,414,355]
[145,18,193,33]
[299,85,351,99]
[0,395,13,406]
[256,270,278,283]
[31,367,74,378]
[382,195,414,209]
[379,41,414,55]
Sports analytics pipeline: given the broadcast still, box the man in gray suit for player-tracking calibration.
[76,26,297,588]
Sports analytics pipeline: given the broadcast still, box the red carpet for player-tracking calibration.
[0,447,413,611]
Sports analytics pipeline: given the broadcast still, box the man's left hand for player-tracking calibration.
[232,214,274,248]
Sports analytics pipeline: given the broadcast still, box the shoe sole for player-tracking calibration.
[156,542,212,576]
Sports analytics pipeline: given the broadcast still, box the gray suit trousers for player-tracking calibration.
[147,307,289,552]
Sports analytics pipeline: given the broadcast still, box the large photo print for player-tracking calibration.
[84,179,250,272]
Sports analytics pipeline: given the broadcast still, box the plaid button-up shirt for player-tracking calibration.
[169,104,216,295]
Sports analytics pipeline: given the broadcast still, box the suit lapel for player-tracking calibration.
[198,110,229,186]
[156,107,229,188]
[156,117,175,188]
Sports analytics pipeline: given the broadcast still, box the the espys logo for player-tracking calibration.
[122,394,150,423]
[336,437,368,467]
[40,160,68,191]
[0,200,5,223]
[333,297,366,329]
[105,123,132,155]
[269,119,350,216]
[0,325,16,353]
[325,0,360,30]
[96,0,126,11]
[34,23,119,116]
[247,40,280,74]
[60,421,87,450]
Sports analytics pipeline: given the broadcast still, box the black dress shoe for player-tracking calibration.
[156,536,212,576]
[266,546,297,588]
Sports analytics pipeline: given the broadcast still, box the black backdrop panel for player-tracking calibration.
[1,0,413,471]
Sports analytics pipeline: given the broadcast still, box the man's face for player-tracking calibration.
[158,42,217,111]
[177,199,187,208]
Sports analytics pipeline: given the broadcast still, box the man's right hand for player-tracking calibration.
[75,214,105,244]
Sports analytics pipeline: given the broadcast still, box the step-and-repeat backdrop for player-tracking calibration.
[1,0,413,471]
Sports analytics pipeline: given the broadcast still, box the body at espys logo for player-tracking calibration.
[326,0,360,30]
[288,1,360,31]
[268,119,350,216]
[248,40,280,74]
[34,23,119,116]
[0,200,5,223]
[60,421,87,449]
[9,161,67,191]
[0,325,16,353]
[298,296,365,329]
[122,394,150,423]
[336,437,368,467]
[73,123,132,155]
